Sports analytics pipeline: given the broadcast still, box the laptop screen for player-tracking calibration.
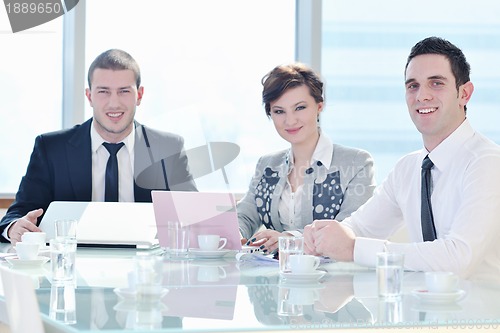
[39,201,159,249]
[151,191,243,251]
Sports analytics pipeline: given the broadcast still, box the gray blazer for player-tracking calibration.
[238,144,376,239]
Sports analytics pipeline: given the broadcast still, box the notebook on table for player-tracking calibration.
[151,190,251,251]
[39,201,159,249]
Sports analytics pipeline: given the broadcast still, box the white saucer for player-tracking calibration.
[279,270,326,281]
[411,289,466,304]
[5,256,49,268]
[114,287,169,300]
[279,280,325,289]
[189,248,231,259]
[114,288,137,300]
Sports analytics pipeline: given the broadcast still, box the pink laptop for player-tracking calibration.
[151,191,243,250]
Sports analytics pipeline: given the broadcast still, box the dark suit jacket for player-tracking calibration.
[0,118,197,242]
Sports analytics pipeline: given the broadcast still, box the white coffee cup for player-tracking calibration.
[289,254,320,273]
[425,272,459,293]
[21,232,47,246]
[15,242,40,260]
[197,235,227,251]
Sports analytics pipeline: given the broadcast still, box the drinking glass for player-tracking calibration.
[278,236,304,274]
[167,221,190,258]
[55,219,77,240]
[377,252,404,298]
[50,238,77,282]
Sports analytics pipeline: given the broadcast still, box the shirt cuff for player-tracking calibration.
[353,237,387,268]
[1,220,16,241]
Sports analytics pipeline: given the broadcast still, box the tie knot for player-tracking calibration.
[103,142,124,156]
[422,155,434,170]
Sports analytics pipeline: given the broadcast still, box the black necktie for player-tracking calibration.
[103,142,124,202]
[421,155,436,241]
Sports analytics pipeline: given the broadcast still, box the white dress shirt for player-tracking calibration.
[90,122,135,202]
[279,131,333,236]
[345,119,500,281]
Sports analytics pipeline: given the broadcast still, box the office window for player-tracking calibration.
[0,16,63,193]
[85,0,295,193]
[321,0,500,184]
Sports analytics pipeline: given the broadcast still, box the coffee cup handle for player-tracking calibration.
[218,238,227,250]
[313,257,320,270]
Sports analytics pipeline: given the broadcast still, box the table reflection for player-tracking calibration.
[49,282,76,325]
[2,244,500,332]
[162,258,240,320]
[246,274,373,328]
[377,297,403,324]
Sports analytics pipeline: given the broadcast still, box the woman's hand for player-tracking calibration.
[245,229,287,253]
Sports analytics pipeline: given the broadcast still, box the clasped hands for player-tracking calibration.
[303,219,355,262]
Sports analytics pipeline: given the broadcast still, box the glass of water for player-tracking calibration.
[54,219,77,240]
[50,238,77,282]
[377,252,404,298]
[167,221,190,258]
[278,236,304,274]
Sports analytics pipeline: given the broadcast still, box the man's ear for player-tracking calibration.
[136,86,144,106]
[459,81,474,107]
[85,88,93,106]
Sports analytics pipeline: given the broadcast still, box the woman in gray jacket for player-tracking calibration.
[238,63,376,253]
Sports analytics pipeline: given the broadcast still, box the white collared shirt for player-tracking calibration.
[90,122,135,202]
[279,130,333,231]
[345,119,500,281]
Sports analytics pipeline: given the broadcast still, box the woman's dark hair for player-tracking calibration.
[262,63,324,117]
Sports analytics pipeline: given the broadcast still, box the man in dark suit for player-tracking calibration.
[0,49,197,243]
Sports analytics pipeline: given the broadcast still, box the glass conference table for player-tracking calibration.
[1,244,500,333]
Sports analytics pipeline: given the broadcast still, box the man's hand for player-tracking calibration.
[304,219,355,261]
[8,208,43,244]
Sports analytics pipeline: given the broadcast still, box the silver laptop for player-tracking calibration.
[39,201,159,249]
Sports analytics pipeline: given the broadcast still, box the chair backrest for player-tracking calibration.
[0,266,44,333]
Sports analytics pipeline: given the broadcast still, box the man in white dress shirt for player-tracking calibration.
[304,37,500,281]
